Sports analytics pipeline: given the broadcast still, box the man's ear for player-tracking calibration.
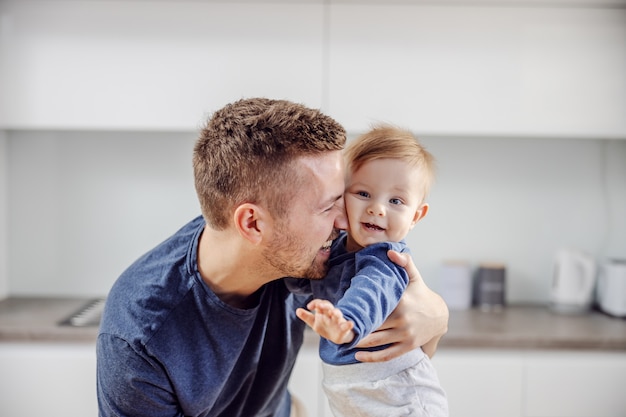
[410,203,429,229]
[233,203,268,244]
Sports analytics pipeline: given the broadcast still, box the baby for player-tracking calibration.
[296,125,448,417]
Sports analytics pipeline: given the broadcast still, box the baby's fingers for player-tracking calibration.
[307,299,334,314]
[339,320,354,333]
[295,307,316,328]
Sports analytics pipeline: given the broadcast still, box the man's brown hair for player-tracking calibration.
[193,98,346,229]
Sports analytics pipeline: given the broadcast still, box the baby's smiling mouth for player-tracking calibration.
[363,222,384,231]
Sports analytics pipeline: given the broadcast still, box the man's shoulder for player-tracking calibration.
[99,216,205,344]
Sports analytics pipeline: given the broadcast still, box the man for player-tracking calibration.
[97,98,448,417]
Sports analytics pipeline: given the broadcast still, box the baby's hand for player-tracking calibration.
[296,299,355,345]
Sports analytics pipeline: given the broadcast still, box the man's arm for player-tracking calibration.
[97,335,180,417]
[354,250,449,362]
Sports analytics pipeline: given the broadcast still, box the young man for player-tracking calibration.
[96,99,448,417]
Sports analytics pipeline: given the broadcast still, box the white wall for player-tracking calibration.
[411,136,626,303]
[1,0,625,301]
[6,131,200,296]
[5,131,626,302]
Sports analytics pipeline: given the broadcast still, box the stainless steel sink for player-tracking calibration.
[58,297,106,327]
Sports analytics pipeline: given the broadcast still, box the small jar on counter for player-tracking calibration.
[474,263,506,311]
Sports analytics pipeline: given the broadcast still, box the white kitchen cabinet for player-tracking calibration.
[0,340,327,417]
[0,338,327,417]
[1,341,625,417]
[2,1,624,137]
[293,347,626,417]
[0,342,97,417]
[434,349,626,417]
[524,350,626,417]
[289,342,331,417]
[0,1,325,130]
[435,349,524,417]
[328,5,626,138]
[293,344,531,417]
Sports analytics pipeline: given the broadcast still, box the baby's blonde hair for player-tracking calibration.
[344,125,436,199]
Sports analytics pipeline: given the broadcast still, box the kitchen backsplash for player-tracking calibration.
[2,131,626,304]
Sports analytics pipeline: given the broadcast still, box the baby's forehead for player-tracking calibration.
[350,163,425,192]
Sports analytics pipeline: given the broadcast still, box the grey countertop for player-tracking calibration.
[0,297,100,343]
[1,296,625,350]
[442,305,626,350]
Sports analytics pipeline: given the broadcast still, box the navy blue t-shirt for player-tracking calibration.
[97,216,310,417]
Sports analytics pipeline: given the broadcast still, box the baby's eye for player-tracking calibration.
[390,198,403,205]
[356,191,370,198]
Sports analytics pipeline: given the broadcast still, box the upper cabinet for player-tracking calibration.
[0,1,325,130]
[0,1,624,137]
[327,4,626,137]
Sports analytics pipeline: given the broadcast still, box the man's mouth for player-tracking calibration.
[321,229,340,251]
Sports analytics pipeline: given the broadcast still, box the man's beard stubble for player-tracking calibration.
[262,228,329,280]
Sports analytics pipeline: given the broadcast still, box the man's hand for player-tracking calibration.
[296,299,355,345]
[355,250,449,362]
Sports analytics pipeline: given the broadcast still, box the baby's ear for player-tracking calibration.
[410,203,429,228]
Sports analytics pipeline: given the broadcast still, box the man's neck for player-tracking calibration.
[196,227,268,309]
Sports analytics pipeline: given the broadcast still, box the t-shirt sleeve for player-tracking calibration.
[97,334,182,417]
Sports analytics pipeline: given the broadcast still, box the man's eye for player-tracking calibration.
[390,198,403,205]
[325,198,344,213]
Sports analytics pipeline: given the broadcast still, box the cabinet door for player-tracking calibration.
[0,342,97,417]
[289,344,329,417]
[0,1,324,130]
[524,351,626,417]
[328,4,626,138]
[435,349,524,417]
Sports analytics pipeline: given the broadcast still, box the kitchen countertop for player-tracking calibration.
[0,297,100,343]
[441,305,626,350]
[1,297,625,350]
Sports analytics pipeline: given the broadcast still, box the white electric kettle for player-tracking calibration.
[550,249,597,314]
[596,259,626,317]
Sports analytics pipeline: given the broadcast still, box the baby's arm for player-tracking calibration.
[296,299,355,345]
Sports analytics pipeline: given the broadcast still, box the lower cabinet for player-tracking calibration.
[435,349,524,417]
[0,342,97,417]
[523,350,626,417]
[2,342,624,417]
[289,346,331,417]
[290,347,626,417]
